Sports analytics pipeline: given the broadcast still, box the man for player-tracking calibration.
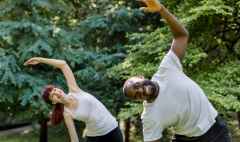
[123,0,232,142]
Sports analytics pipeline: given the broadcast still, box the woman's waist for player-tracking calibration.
[85,119,118,136]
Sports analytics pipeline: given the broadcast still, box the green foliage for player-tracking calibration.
[185,0,233,22]
[79,8,144,48]
[109,28,171,79]
[0,1,240,141]
[118,102,142,120]
[0,0,143,120]
[110,0,240,121]
[194,61,240,112]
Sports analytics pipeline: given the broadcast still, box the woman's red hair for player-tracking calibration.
[42,85,64,125]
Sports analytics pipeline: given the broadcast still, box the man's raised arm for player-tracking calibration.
[140,0,189,60]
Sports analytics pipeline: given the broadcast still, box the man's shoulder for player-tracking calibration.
[158,50,183,71]
[141,101,157,119]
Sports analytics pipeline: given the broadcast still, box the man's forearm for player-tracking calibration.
[158,5,188,38]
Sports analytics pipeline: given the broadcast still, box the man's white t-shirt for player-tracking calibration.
[64,90,118,137]
[141,50,218,142]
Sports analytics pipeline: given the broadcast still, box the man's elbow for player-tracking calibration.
[175,30,189,43]
[180,29,189,39]
[59,60,68,69]
[61,60,67,65]
[183,32,189,42]
[184,29,189,38]
[175,28,189,39]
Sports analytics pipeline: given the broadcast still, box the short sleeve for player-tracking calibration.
[142,118,163,141]
[159,50,183,71]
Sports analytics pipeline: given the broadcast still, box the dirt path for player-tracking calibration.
[0,125,33,136]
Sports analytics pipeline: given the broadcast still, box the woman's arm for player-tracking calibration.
[63,112,79,142]
[24,57,80,93]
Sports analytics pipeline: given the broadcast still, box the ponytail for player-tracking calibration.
[42,85,64,125]
[51,103,64,125]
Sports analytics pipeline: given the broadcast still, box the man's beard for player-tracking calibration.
[143,80,159,101]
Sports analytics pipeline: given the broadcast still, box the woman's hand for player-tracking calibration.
[25,57,80,92]
[24,57,67,69]
[140,0,163,13]
[24,57,42,66]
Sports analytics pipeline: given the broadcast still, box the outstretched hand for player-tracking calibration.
[24,57,42,66]
[139,0,163,13]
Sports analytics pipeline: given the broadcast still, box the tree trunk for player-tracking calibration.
[39,119,48,142]
[124,119,131,142]
[237,112,240,129]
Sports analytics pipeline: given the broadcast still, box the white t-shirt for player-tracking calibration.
[141,50,218,142]
[64,90,118,136]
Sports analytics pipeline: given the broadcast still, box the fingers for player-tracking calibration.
[140,7,153,13]
[24,59,32,66]
[140,9,159,13]
[24,57,40,66]
[138,0,162,13]
[24,59,36,66]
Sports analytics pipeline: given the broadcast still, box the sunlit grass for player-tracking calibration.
[1,133,38,142]
[0,132,68,142]
[0,125,69,142]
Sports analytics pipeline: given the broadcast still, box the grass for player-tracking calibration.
[1,133,38,142]
[0,131,69,142]
[1,131,240,142]
[0,122,87,142]
[0,122,88,142]
[0,124,70,142]
[0,121,239,142]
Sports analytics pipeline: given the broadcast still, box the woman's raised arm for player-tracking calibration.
[24,57,81,93]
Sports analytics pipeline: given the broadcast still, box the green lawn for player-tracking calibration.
[1,132,240,142]
[0,132,69,142]
[1,123,239,142]
[0,125,69,142]
[0,122,86,142]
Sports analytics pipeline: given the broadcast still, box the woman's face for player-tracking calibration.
[49,88,65,104]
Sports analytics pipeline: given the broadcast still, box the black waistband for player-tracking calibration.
[174,115,221,141]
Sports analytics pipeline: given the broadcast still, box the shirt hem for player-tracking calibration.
[144,135,162,142]
[86,124,118,137]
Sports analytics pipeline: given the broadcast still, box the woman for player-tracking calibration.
[24,57,123,142]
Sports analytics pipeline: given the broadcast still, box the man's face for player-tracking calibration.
[124,76,158,101]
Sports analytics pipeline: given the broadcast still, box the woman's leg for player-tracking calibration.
[86,136,100,142]
[172,135,200,142]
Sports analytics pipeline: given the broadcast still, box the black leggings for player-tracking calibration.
[173,116,232,142]
[86,127,123,142]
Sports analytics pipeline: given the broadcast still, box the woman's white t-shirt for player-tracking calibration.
[141,50,218,142]
[64,90,118,137]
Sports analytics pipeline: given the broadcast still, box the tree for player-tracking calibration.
[0,0,145,141]
[110,0,240,140]
[1,0,240,141]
